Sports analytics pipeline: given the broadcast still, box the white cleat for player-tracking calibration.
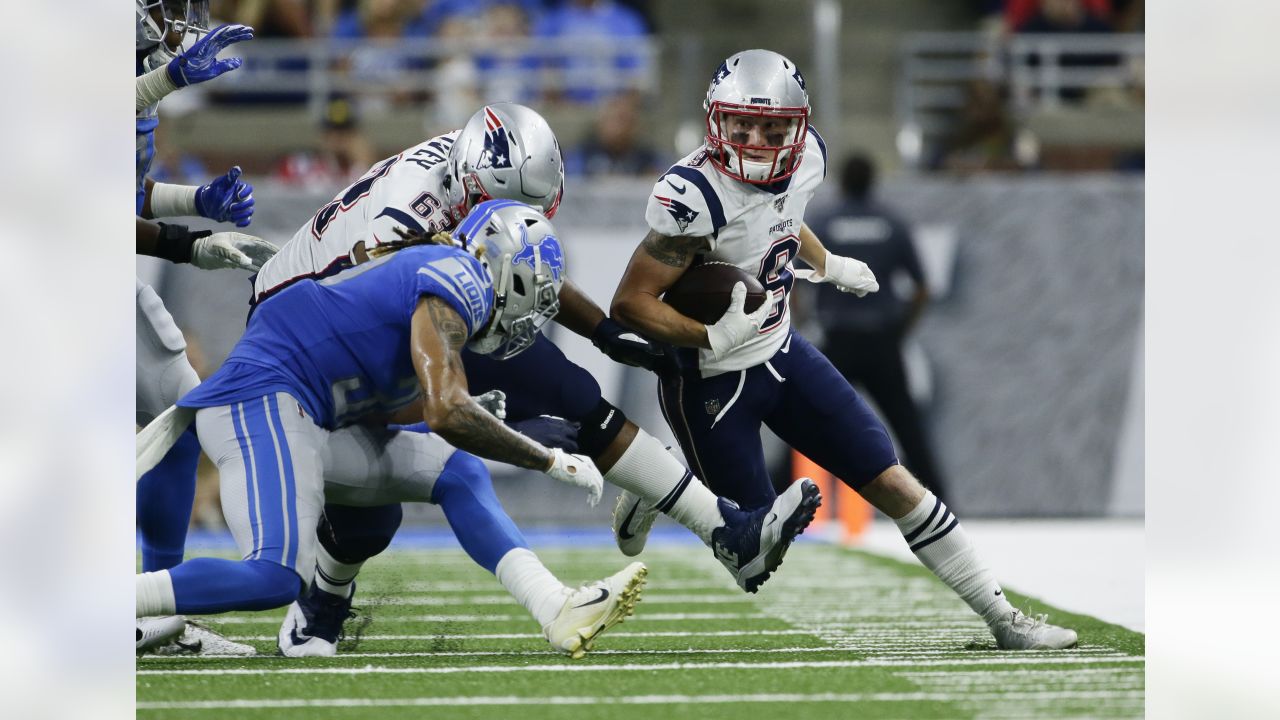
[151,620,257,657]
[612,490,658,557]
[990,609,1079,650]
[277,601,339,658]
[543,561,647,659]
[136,616,186,655]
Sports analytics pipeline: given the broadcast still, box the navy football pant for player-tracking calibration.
[659,331,898,511]
[321,334,604,566]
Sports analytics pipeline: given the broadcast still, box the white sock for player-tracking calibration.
[136,570,177,617]
[893,491,1014,626]
[314,543,361,599]
[604,429,725,544]
[494,548,568,627]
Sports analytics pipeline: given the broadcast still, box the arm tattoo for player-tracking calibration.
[641,230,708,268]
[422,298,550,470]
[435,402,550,471]
[425,297,469,351]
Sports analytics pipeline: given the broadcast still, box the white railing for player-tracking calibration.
[896,32,1144,166]
[199,36,660,112]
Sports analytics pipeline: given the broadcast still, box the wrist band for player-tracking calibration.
[149,182,200,219]
[136,64,179,113]
[153,223,210,264]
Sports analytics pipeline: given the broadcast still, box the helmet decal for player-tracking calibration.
[479,107,513,170]
[512,225,564,282]
[710,60,732,89]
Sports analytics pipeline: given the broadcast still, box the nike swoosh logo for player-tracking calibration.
[764,512,778,527]
[665,177,687,194]
[289,629,313,646]
[572,588,610,608]
[175,640,202,653]
[994,590,1003,596]
[618,501,641,540]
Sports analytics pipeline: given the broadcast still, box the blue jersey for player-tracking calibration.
[137,50,160,214]
[179,244,494,429]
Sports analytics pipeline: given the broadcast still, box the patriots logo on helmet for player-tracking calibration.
[478,106,513,170]
[655,195,700,233]
[791,64,807,91]
[512,225,564,282]
[710,60,731,88]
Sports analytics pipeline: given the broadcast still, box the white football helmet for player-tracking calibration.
[136,0,210,55]
[446,103,564,222]
[454,199,565,360]
[704,49,811,184]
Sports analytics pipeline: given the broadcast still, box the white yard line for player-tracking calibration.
[138,690,1144,711]
[207,612,767,624]
[354,593,748,606]
[137,656,1143,677]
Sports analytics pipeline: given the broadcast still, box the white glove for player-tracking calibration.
[191,232,279,271]
[472,390,507,420]
[704,282,776,361]
[545,447,604,507]
[794,253,879,297]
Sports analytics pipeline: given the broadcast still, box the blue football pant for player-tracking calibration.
[659,331,899,510]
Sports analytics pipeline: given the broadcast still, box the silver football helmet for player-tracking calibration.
[454,199,565,360]
[136,0,210,54]
[446,103,565,222]
[703,49,811,184]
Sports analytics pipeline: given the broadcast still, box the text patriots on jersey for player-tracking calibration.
[769,218,794,234]
[655,195,700,233]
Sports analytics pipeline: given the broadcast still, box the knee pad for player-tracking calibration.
[577,399,627,458]
[433,451,493,503]
[243,558,304,608]
[318,503,404,564]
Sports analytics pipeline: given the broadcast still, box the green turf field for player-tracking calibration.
[137,541,1144,719]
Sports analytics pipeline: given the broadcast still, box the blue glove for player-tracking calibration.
[592,317,664,371]
[195,166,255,227]
[166,24,255,88]
[509,416,580,453]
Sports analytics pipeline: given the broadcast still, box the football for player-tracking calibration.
[663,262,767,324]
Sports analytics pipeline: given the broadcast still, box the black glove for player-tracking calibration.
[591,317,663,371]
[509,415,580,453]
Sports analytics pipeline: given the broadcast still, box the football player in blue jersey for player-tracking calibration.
[136,201,648,658]
[246,103,822,657]
[135,0,275,656]
[611,49,1077,650]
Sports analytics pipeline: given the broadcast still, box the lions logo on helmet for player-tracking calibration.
[455,199,566,359]
[512,226,564,282]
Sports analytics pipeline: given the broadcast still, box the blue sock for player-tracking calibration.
[169,557,302,614]
[136,425,200,571]
[432,451,529,573]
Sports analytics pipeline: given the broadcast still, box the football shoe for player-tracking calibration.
[990,609,1079,650]
[543,561,647,659]
[277,582,355,658]
[136,615,185,655]
[612,490,658,557]
[151,620,256,657]
[711,478,822,593]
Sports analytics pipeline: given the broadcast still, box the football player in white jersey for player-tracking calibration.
[611,49,1077,650]
[135,0,275,657]
[252,103,822,657]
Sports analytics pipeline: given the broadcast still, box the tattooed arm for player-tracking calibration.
[610,229,714,348]
[410,296,553,471]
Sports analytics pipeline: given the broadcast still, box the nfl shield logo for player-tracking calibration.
[773,195,787,213]
[705,398,721,416]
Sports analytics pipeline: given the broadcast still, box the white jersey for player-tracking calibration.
[253,131,461,306]
[645,127,828,377]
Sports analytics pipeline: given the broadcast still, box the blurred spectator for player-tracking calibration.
[932,80,1030,173]
[475,3,541,104]
[274,96,376,190]
[807,154,949,502]
[147,117,210,186]
[1016,0,1116,102]
[213,0,314,37]
[330,0,433,110]
[565,91,663,177]
[1005,0,1111,31]
[417,0,548,36]
[533,0,650,103]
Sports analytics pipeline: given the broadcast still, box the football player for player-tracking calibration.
[249,103,821,657]
[137,201,647,659]
[135,0,271,655]
[609,49,1078,650]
